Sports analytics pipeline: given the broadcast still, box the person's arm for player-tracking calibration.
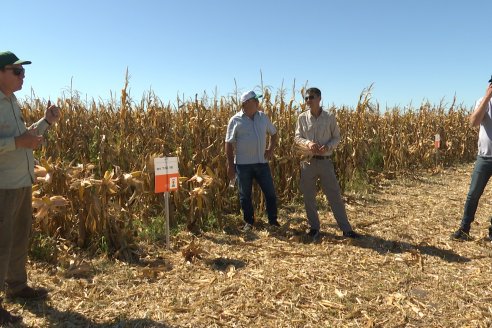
[28,118,50,136]
[14,132,43,149]
[28,101,62,135]
[294,115,309,146]
[325,115,341,150]
[225,142,235,180]
[265,133,277,160]
[294,115,319,153]
[225,116,237,180]
[469,85,492,127]
[0,101,44,154]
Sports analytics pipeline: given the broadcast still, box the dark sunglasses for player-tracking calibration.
[304,95,316,101]
[4,67,25,76]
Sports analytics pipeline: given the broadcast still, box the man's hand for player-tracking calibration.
[318,145,328,153]
[264,148,274,160]
[15,131,43,149]
[469,83,492,127]
[307,141,320,153]
[227,163,236,180]
[485,84,492,101]
[44,100,61,124]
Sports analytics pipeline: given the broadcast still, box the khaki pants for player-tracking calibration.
[299,159,352,232]
[0,187,32,294]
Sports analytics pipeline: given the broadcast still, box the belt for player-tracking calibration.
[312,155,330,160]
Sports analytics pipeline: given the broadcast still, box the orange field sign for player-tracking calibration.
[154,157,179,193]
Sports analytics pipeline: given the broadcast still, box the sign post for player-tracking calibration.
[154,157,179,249]
[434,134,441,167]
[164,191,170,249]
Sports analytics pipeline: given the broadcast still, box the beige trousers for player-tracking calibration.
[299,159,352,232]
[0,187,32,294]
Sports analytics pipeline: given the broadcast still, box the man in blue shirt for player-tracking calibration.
[225,90,279,230]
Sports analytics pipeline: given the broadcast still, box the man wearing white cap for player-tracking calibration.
[225,90,279,230]
[0,51,61,324]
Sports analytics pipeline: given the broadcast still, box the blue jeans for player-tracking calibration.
[460,156,492,233]
[236,163,277,224]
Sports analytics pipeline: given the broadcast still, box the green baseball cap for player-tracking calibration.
[0,51,31,69]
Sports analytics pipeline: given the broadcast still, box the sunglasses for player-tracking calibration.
[4,67,25,76]
[304,95,316,101]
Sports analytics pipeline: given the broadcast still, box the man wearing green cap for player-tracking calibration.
[0,51,61,324]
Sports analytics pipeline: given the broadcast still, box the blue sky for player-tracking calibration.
[5,0,491,108]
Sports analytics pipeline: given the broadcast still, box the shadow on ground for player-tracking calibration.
[10,299,173,328]
[205,257,247,271]
[341,233,470,263]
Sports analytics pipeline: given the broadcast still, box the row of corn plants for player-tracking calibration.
[22,83,477,261]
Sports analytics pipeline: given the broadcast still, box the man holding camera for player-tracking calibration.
[451,78,492,241]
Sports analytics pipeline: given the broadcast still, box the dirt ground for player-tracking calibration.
[4,162,492,328]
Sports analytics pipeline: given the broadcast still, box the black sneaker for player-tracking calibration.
[343,231,362,239]
[450,229,472,241]
[269,220,280,227]
[306,229,320,241]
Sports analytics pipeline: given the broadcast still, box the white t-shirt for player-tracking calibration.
[477,97,492,157]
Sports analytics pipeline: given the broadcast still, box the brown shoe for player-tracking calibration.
[0,307,22,324]
[7,286,48,301]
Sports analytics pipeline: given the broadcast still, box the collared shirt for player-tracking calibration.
[477,97,492,157]
[0,90,49,188]
[294,107,341,156]
[225,110,277,164]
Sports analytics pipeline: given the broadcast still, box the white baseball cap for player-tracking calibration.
[240,90,262,103]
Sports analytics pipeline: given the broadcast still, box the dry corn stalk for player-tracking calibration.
[20,84,477,252]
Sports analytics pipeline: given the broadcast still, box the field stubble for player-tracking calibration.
[6,162,492,327]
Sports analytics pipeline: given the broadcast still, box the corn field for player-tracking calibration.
[22,83,477,261]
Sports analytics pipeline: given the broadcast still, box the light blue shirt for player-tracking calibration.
[225,110,277,164]
[0,91,49,188]
[478,97,492,157]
